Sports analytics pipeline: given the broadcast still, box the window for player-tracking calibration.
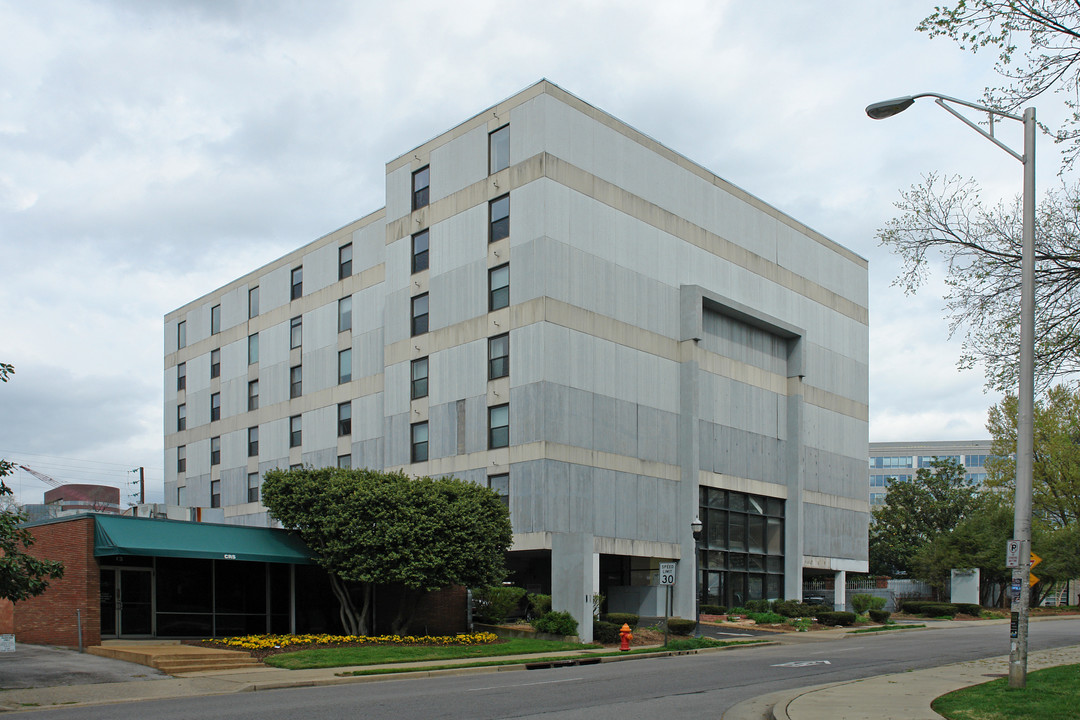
[247,472,259,503]
[291,266,303,300]
[290,316,302,349]
[411,357,428,399]
[211,304,221,335]
[489,125,509,174]
[210,348,220,379]
[339,243,352,280]
[248,426,259,457]
[411,230,429,273]
[489,195,509,242]
[412,165,429,210]
[337,454,351,469]
[177,404,186,432]
[411,293,429,336]
[248,379,259,411]
[177,362,186,391]
[489,474,509,508]
[338,402,351,437]
[411,421,428,462]
[289,415,302,448]
[248,333,259,365]
[210,392,221,422]
[489,333,509,379]
[210,479,221,508]
[249,286,259,318]
[290,365,302,398]
[489,404,509,448]
[338,349,352,384]
[177,320,186,349]
[339,296,352,333]
[210,436,221,466]
[489,264,509,311]
[177,445,186,473]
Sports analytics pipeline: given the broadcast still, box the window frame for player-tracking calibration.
[248,426,259,457]
[290,365,302,399]
[177,362,186,391]
[210,436,221,466]
[412,165,430,210]
[247,472,259,503]
[489,264,509,311]
[248,286,259,318]
[210,304,221,335]
[488,473,509,508]
[338,402,351,437]
[488,333,509,379]
[338,348,352,384]
[411,357,429,399]
[210,479,221,509]
[177,320,186,349]
[289,415,302,448]
[488,403,509,449]
[339,243,353,280]
[411,421,429,463]
[177,403,186,432]
[210,348,220,379]
[411,229,429,274]
[338,296,352,333]
[248,333,259,365]
[411,293,429,336]
[177,445,186,474]
[290,266,303,300]
[210,392,221,422]
[489,125,509,174]
[290,316,302,350]
[337,454,352,469]
[248,379,259,411]
[489,194,509,243]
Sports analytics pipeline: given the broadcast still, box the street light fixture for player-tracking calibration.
[866,92,1036,689]
[691,516,703,636]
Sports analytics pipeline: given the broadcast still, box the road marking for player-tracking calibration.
[813,646,863,654]
[467,678,583,692]
[771,660,832,667]
[710,632,754,637]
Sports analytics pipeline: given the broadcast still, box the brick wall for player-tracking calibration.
[14,517,99,647]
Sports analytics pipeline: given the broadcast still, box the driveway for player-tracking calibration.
[0,644,167,689]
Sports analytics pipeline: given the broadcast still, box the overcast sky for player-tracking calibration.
[0,0,1061,505]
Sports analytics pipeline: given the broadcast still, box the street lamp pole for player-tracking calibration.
[866,94,1036,688]
[691,516,703,636]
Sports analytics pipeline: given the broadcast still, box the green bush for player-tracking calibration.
[602,612,639,628]
[527,593,551,617]
[900,601,958,618]
[852,594,887,614]
[956,603,982,616]
[700,604,726,615]
[745,599,771,613]
[816,611,857,627]
[747,612,785,624]
[773,600,819,618]
[868,609,891,623]
[666,617,697,635]
[593,620,619,644]
[531,611,578,636]
[727,606,748,615]
[474,586,527,624]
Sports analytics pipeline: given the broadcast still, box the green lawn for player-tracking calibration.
[263,638,595,669]
[932,664,1080,719]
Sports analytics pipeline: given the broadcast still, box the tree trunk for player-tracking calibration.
[328,574,371,635]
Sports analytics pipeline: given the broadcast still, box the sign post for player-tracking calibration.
[659,562,676,647]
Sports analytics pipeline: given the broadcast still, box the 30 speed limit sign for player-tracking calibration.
[659,562,676,586]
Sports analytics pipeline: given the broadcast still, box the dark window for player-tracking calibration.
[247,472,259,503]
[411,357,428,399]
[337,454,351,469]
[411,422,428,462]
[697,487,785,609]
[248,333,259,364]
[290,365,302,398]
[248,427,258,457]
[177,404,186,432]
[289,416,301,448]
[411,230,429,273]
[489,333,509,379]
[339,296,352,333]
[291,266,303,300]
[338,349,352,384]
[177,320,186,349]
[290,316,302,349]
[338,402,351,437]
[411,293,429,336]
[210,436,221,466]
[210,479,221,508]
[339,243,352,280]
[249,286,259,318]
[488,404,509,449]
[412,166,429,210]
[489,125,509,174]
[489,264,509,311]
[248,379,259,411]
[210,392,220,422]
[211,304,221,335]
[210,348,220,379]
[489,473,509,508]
[489,195,509,242]
[177,445,186,473]
[177,362,186,391]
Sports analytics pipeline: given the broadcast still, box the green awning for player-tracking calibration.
[93,514,315,564]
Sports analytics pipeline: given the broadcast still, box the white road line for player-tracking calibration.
[467,678,584,692]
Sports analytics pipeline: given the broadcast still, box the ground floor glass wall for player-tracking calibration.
[698,487,784,608]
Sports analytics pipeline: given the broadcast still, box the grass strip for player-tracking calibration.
[848,624,927,634]
[933,663,1080,719]
[265,638,595,670]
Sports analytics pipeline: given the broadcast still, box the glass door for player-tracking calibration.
[100,568,154,637]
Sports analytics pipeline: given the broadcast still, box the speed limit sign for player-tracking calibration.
[659,562,676,585]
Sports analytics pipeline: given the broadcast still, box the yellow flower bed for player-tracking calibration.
[203,631,499,650]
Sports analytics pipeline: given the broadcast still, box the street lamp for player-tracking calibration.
[866,92,1036,689]
[691,516,703,636]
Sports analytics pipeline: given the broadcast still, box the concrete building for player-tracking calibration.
[869,440,993,507]
[164,80,870,638]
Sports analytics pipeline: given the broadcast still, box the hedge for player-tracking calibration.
[667,617,697,635]
[816,611,857,626]
[531,611,578,636]
[602,612,640,628]
[593,620,619,644]
[898,600,958,617]
[868,609,891,623]
[700,604,726,615]
[773,600,820,618]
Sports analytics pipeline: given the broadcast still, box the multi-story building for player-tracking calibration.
[164,80,870,638]
[868,440,993,506]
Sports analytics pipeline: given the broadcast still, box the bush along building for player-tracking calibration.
[164,80,870,641]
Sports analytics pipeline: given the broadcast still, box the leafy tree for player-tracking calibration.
[262,467,511,635]
[869,458,979,576]
[0,364,65,601]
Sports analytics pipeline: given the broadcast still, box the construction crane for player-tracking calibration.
[17,465,63,488]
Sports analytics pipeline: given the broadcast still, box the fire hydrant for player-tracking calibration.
[619,622,633,651]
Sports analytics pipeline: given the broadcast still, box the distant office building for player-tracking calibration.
[868,440,993,506]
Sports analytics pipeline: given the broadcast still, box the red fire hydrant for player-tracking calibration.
[619,622,633,651]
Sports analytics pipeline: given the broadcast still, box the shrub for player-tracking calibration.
[727,606,748,615]
[527,593,551,618]
[869,609,891,623]
[531,611,578,637]
[851,593,874,614]
[593,620,619,644]
[474,586,527,624]
[956,603,982,616]
[700,604,726,615]
[603,612,639,629]
[745,599,771,613]
[666,617,697,635]
[747,612,784,625]
[787,617,812,631]
[773,600,819,618]
[816,611,857,627]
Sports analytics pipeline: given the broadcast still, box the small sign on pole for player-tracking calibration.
[1006,540,1022,569]
[0,635,15,653]
[659,562,676,586]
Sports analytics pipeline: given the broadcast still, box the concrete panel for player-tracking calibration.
[430,260,485,331]
[353,219,386,272]
[510,383,542,445]
[513,459,544,533]
[259,265,291,315]
[613,471,639,539]
[593,468,617,538]
[303,238,339,298]
[430,123,487,203]
[302,448,335,470]
[355,393,383,441]
[353,285,385,336]
[466,395,486,454]
[568,463,594,534]
[431,339,485,405]
[429,205,487,276]
[544,460,570,533]
[803,503,870,562]
[220,286,246,334]
[385,164,411,223]
[384,360,409,417]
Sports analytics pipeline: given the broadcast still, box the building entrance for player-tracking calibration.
[100,567,154,637]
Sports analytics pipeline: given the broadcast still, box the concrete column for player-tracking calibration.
[784,377,805,600]
[551,532,594,643]
[833,570,846,611]
[676,359,700,620]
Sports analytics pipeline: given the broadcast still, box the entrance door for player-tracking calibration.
[100,568,154,637]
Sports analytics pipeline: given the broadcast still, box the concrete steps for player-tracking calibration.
[88,643,260,674]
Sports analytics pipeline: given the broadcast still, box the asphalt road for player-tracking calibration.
[20,618,1080,719]
[0,645,167,690]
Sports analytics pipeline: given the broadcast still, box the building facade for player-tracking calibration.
[164,81,870,638]
[869,440,993,507]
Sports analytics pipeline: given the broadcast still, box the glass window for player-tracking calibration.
[411,357,428,399]
[489,264,509,311]
[290,365,302,398]
[339,243,352,280]
[488,333,509,379]
[177,404,186,432]
[339,296,352,333]
[291,266,303,300]
[489,473,509,508]
[210,392,220,422]
[489,195,509,242]
[248,427,258,457]
[177,445,186,473]
[489,404,509,449]
[289,416,301,448]
[210,479,221,508]
[412,166,429,210]
[211,304,221,335]
[338,349,352,384]
[411,293,429,336]
[411,422,428,462]
[248,333,259,365]
[337,454,351,469]
[248,286,259,318]
[210,348,220,379]
[338,402,351,437]
[176,362,186,391]
[210,436,221,466]
[489,125,509,174]
[177,320,186,349]
[248,379,259,411]
[412,230,429,273]
[290,316,302,349]
[247,472,259,503]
